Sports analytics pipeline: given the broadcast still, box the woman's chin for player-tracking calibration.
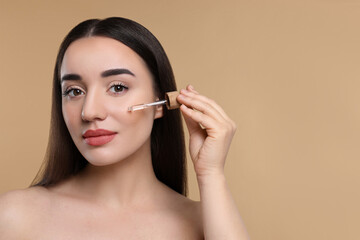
[85,157,125,167]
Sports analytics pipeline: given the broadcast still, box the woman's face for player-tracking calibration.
[60,36,162,166]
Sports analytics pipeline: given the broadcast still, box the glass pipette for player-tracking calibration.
[128,100,167,112]
[128,91,180,112]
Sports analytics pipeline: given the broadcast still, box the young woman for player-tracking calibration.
[0,17,249,239]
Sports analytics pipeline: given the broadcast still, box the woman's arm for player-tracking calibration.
[197,173,249,239]
[177,85,249,240]
[0,190,33,240]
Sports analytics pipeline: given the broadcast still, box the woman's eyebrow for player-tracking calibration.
[61,74,81,82]
[61,68,135,82]
[101,68,135,78]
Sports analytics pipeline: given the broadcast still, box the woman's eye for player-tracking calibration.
[109,84,128,93]
[63,88,84,97]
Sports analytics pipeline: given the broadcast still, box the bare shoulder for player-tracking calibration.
[0,187,50,238]
[173,193,202,221]
[177,196,203,234]
[0,186,50,211]
[158,186,203,238]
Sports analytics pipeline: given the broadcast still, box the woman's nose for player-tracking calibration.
[81,91,107,122]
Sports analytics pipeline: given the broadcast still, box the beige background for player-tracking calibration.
[1,0,359,239]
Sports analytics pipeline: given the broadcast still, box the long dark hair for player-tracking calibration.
[31,17,187,195]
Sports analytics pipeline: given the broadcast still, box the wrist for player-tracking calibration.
[196,171,227,187]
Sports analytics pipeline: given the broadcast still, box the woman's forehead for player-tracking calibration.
[61,36,148,76]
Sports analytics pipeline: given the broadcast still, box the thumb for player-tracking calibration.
[180,104,204,135]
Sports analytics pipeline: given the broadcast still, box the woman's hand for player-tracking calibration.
[177,85,237,179]
[178,85,249,239]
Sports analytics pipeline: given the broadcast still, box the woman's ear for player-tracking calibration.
[154,105,164,119]
[154,97,164,119]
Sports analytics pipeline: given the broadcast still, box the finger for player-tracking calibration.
[187,84,199,94]
[188,90,231,122]
[180,104,219,133]
[178,89,225,123]
[184,86,232,122]
[180,104,206,135]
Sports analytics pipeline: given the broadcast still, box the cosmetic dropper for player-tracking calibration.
[128,91,180,112]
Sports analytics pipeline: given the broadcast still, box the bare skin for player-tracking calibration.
[0,36,249,239]
[0,37,203,239]
[0,179,202,239]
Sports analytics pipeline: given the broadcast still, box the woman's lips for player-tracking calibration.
[82,129,117,146]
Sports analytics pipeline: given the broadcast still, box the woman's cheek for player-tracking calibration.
[62,103,79,131]
[122,109,156,143]
[122,109,155,132]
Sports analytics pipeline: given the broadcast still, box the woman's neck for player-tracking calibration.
[53,139,164,210]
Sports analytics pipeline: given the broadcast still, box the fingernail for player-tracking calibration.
[177,94,185,99]
[181,89,189,94]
